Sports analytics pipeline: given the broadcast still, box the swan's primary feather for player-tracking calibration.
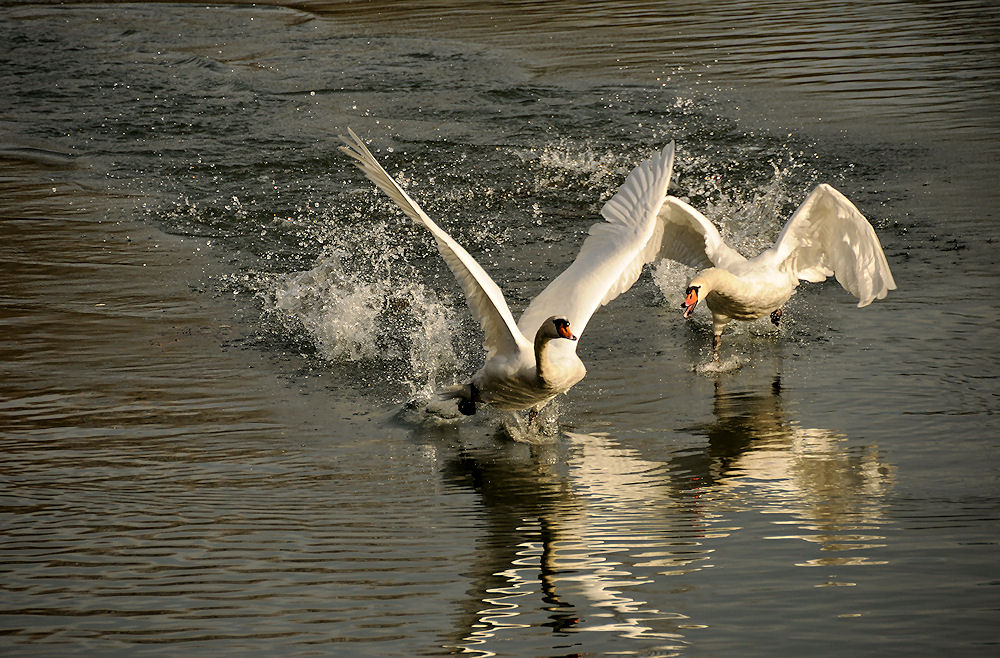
[339,129,528,359]
[770,183,897,306]
[517,141,675,338]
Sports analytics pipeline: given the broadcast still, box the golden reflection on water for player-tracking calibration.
[697,378,895,569]
[443,375,894,653]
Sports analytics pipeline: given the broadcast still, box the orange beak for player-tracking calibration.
[681,288,699,319]
[556,321,577,341]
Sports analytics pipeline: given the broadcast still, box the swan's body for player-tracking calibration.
[340,129,675,416]
[659,183,896,360]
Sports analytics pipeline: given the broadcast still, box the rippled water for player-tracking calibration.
[2,1,998,655]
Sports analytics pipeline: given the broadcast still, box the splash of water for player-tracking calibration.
[694,356,743,374]
[271,253,382,363]
[266,220,465,401]
[514,138,631,201]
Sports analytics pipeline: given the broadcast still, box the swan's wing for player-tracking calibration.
[517,142,675,339]
[655,196,748,271]
[771,183,897,306]
[339,129,528,357]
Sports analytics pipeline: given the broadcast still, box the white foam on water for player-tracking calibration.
[694,355,743,374]
[272,253,382,362]
[267,221,465,400]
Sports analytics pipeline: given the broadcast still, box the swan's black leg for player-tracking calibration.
[712,334,722,362]
[458,383,479,415]
[770,308,783,326]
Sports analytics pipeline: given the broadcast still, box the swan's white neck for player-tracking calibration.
[534,332,555,385]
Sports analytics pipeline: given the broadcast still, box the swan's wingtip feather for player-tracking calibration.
[341,126,362,144]
[338,128,357,146]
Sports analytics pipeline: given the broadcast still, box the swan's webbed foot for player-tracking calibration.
[770,308,783,327]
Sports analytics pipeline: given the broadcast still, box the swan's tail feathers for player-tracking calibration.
[437,383,478,416]
[339,128,433,228]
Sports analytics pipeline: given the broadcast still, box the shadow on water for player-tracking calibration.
[403,365,895,653]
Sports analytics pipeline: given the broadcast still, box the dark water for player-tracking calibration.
[2,1,998,655]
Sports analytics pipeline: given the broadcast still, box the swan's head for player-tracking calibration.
[540,316,577,342]
[682,270,718,318]
[681,284,700,318]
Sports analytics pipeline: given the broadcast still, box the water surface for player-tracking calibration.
[1,1,998,655]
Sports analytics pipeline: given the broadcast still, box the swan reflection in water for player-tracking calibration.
[425,375,895,653]
[678,376,895,566]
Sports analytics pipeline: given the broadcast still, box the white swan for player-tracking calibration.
[340,129,674,418]
[659,183,896,361]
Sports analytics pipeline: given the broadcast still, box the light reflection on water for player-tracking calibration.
[441,376,894,653]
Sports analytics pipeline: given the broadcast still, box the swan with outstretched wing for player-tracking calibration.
[340,130,674,419]
[659,183,896,361]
